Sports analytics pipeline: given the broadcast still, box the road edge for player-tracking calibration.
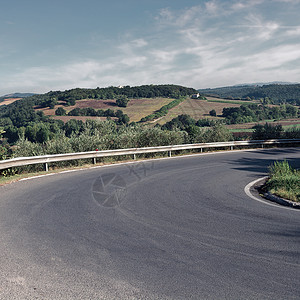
[244,177,300,210]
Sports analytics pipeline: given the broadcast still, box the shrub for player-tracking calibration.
[209,109,217,117]
[252,123,283,140]
[55,107,66,116]
[116,95,129,107]
[267,160,300,202]
[203,124,233,142]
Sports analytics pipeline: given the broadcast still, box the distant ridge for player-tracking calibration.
[0,92,36,98]
[233,81,299,87]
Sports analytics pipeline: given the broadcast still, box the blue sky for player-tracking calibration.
[1,0,300,95]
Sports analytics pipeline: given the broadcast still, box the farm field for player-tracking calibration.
[37,97,176,123]
[153,97,256,125]
[35,95,299,131]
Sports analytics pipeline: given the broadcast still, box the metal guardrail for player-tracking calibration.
[0,139,299,172]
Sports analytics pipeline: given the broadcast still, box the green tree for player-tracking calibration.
[64,119,84,137]
[203,124,233,142]
[0,127,5,139]
[209,109,217,117]
[116,95,129,107]
[4,125,19,143]
[36,127,50,143]
[252,123,283,140]
[55,107,67,116]
[117,114,130,125]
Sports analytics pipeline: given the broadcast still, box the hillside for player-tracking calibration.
[38,97,176,123]
[0,93,36,106]
[0,93,36,99]
[0,84,298,142]
[0,84,198,128]
[0,84,299,163]
[199,84,300,104]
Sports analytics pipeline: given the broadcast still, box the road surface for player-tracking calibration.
[0,148,299,299]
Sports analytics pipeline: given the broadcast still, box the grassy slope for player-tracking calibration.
[36,96,300,130]
[152,97,256,125]
[0,98,22,106]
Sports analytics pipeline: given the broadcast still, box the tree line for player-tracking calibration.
[222,103,298,124]
[56,107,130,124]
[11,84,198,109]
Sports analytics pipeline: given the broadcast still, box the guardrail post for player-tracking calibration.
[44,162,48,172]
[168,151,172,157]
[93,157,97,164]
[200,148,202,153]
[133,154,136,160]
[231,146,233,150]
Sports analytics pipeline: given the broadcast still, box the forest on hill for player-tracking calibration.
[199,84,300,105]
[0,85,198,152]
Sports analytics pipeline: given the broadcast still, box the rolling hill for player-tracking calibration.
[199,83,300,104]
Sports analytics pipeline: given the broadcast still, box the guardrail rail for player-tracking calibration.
[0,139,299,172]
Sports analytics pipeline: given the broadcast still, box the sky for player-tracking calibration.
[1,0,300,95]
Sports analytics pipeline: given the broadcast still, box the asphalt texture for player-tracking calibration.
[0,148,299,300]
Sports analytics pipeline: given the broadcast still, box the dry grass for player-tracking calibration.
[120,98,175,122]
[153,98,242,124]
[0,98,22,106]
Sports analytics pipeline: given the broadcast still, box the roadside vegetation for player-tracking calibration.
[266,161,300,202]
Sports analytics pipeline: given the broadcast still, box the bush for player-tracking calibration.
[116,95,129,107]
[252,123,283,140]
[203,124,233,142]
[209,109,217,117]
[284,127,300,139]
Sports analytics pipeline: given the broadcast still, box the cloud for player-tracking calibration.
[155,5,203,28]
[286,27,300,36]
[205,1,218,14]
[1,1,300,94]
[242,14,280,40]
[231,0,264,11]
[248,44,300,70]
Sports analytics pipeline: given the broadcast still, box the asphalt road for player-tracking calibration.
[0,148,299,300]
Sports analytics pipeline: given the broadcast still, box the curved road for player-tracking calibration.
[0,148,299,299]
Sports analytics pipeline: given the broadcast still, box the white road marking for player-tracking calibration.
[244,177,298,211]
